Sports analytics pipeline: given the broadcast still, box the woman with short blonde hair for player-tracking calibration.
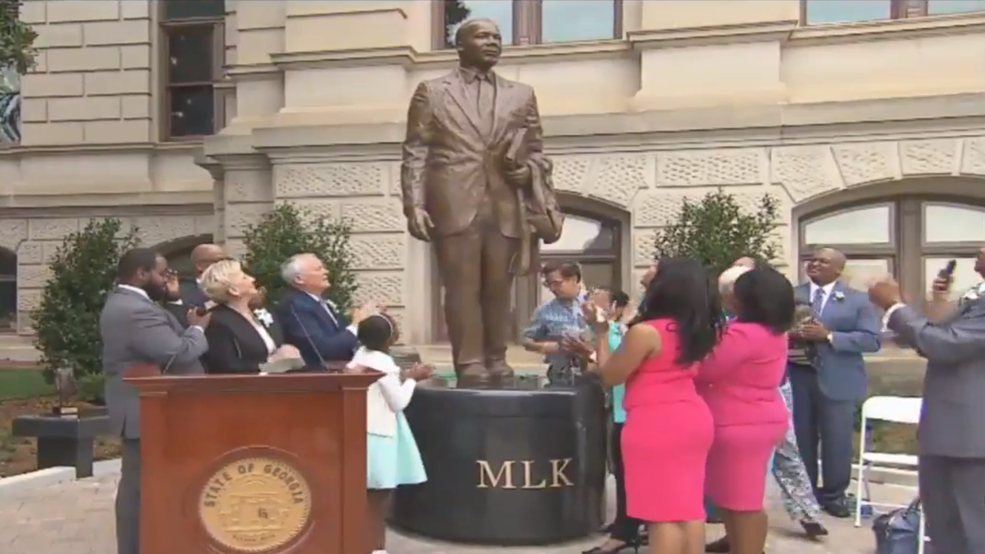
[199,259,300,374]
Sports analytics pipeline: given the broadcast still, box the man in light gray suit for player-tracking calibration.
[790,247,881,518]
[101,248,211,554]
[869,249,985,554]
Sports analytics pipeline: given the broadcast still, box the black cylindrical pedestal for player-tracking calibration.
[390,381,607,545]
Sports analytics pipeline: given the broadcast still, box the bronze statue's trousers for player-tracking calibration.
[433,202,518,378]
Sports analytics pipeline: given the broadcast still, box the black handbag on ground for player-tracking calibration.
[873,497,932,554]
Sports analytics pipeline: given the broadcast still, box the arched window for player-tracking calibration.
[155,235,214,278]
[429,210,625,343]
[538,213,619,303]
[800,197,985,309]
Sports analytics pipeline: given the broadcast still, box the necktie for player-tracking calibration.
[320,299,339,327]
[811,287,826,319]
[475,75,494,136]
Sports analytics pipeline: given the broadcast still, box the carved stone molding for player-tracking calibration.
[275,162,391,198]
[14,213,216,334]
[770,145,843,203]
[656,148,767,188]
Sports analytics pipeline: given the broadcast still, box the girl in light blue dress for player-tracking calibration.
[347,313,430,554]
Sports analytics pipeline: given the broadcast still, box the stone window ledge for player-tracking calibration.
[790,11,985,46]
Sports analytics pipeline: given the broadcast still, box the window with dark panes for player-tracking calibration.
[162,0,225,140]
[433,0,621,49]
[802,0,984,25]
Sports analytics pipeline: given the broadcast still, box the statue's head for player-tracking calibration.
[454,18,502,72]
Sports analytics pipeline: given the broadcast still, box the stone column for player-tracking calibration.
[225,0,286,131]
[630,0,799,110]
[211,155,274,258]
[272,0,419,126]
[195,154,226,244]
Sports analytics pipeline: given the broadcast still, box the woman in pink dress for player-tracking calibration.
[697,266,794,554]
[588,258,724,554]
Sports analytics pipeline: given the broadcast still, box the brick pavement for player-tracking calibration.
[1,470,900,554]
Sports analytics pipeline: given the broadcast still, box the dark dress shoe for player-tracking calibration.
[705,536,730,553]
[823,499,851,518]
[801,519,829,538]
[583,539,640,554]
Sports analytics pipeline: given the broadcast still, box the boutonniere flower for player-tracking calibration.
[254,308,273,327]
[833,291,845,302]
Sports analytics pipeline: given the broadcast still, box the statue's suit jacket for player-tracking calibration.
[100,287,207,439]
[401,67,545,239]
[887,298,985,458]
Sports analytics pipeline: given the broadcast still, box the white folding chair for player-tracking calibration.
[854,396,926,554]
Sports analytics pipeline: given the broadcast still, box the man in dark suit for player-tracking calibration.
[164,243,225,325]
[276,253,373,368]
[869,251,985,554]
[790,247,881,517]
[100,248,211,554]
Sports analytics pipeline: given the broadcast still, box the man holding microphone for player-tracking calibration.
[868,248,985,554]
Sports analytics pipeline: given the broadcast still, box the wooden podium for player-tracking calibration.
[125,371,380,554]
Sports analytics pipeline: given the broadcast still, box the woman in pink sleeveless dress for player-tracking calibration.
[588,258,724,554]
[697,266,793,554]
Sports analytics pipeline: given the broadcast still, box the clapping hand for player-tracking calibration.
[405,362,434,381]
[560,334,594,358]
[867,275,902,311]
[581,292,609,331]
[799,321,830,341]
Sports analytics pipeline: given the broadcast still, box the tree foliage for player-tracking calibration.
[242,203,358,311]
[653,189,781,276]
[443,0,471,46]
[33,219,139,400]
[0,0,38,74]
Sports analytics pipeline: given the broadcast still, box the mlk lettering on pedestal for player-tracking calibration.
[400,18,563,387]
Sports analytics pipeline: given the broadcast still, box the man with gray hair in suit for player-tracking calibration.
[868,248,985,554]
[101,247,211,554]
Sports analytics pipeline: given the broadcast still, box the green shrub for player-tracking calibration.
[0,0,39,75]
[76,373,106,405]
[242,203,358,311]
[32,218,139,390]
[653,189,781,275]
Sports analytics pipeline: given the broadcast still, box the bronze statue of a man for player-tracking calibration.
[400,18,560,386]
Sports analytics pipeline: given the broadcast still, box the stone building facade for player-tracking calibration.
[1,0,984,343]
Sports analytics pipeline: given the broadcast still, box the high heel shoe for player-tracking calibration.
[582,538,642,554]
[801,519,829,539]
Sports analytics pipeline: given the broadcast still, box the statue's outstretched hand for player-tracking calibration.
[407,207,434,242]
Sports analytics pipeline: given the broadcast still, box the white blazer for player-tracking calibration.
[347,347,416,438]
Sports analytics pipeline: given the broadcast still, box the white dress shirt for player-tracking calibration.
[305,292,358,336]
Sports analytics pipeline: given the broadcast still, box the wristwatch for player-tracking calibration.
[826,332,834,344]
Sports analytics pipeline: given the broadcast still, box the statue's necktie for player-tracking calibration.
[475,77,494,136]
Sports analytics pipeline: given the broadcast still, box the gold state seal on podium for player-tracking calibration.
[198,457,312,553]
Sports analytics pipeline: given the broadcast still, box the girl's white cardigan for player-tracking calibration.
[347,347,416,438]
